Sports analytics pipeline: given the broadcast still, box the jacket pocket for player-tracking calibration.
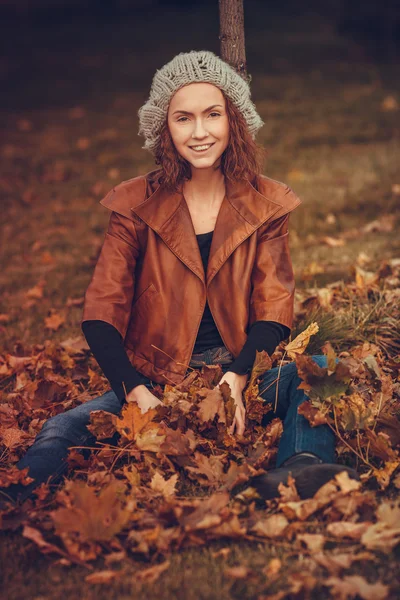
[132,282,157,308]
[125,283,160,350]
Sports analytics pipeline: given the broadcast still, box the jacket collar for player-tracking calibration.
[129,170,297,286]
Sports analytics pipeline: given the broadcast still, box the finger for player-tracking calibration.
[229,417,237,435]
[236,414,245,436]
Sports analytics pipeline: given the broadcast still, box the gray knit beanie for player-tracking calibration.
[138,50,264,156]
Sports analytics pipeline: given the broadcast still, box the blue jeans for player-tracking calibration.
[2,353,335,502]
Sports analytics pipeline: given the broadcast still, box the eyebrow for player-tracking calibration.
[172,104,224,116]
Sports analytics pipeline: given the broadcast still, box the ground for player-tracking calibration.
[1,3,399,599]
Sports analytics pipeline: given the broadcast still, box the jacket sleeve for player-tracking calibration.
[80,211,140,340]
[248,213,295,331]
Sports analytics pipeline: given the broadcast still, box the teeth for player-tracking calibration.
[191,144,212,151]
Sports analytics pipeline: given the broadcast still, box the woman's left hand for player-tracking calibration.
[215,371,249,436]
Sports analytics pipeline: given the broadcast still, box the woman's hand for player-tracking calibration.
[126,384,162,413]
[216,371,249,436]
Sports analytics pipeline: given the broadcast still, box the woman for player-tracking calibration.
[1,50,359,506]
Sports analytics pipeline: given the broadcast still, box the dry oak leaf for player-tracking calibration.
[251,514,289,538]
[179,491,230,532]
[135,427,166,452]
[87,410,116,440]
[354,266,379,289]
[280,478,339,521]
[327,522,372,540]
[197,387,226,424]
[114,401,158,441]
[85,570,122,584]
[372,460,400,490]
[159,426,196,456]
[185,451,226,486]
[0,426,29,449]
[324,574,389,600]
[263,557,282,580]
[321,236,345,247]
[224,565,252,579]
[0,465,33,488]
[285,322,319,359]
[297,533,325,552]
[22,525,68,559]
[44,311,65,331]
[246,348,272,390]
[122,464,141,487]
[360,500,400,553]
[51,478,133,542]
[313,551,376,576]
[150,471,178,498]
[297,402,329,427]
[135,560,170,585]
[277,473,301,502]
[210,514,246,538]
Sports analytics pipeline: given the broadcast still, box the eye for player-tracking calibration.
[177,116,188,122]
[209,112,221,117]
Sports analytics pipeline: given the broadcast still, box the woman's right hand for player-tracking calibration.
[126,384,162,413]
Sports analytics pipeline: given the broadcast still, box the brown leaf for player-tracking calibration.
[247,349,272,388]
[87,410,116,440]
[179,491,230,531]
[313,551,375,576]
[22,526,66,558]
[85,570,122,584]
[297,402,329,426]
[224,565,252,579]
[210,514,246,538]
[327,521,372,540]
[44,311,65,331]
[186,452,226,486]
[114,402,157,441]
[197,387,225,424]
[0,426,29,449]
[297,533,325,552]
[285,323,319,359]
[135,427,166,452]
[0,466,33,488]
[135,561,170,585]
[361,500,400,553]
[51,478,132,542]
[251,514,289,538]
[263,558,282,581]
[325,575,389,600]
[150,472,178,498]
[159,427,195,456]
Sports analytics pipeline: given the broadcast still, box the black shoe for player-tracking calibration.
[249,452,360,500]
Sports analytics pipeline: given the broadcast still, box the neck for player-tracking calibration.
[183,167,226,210]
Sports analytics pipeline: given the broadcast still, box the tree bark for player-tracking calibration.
[218,0,249,82]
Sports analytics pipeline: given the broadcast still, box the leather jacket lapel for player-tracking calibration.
[131,173,285,286]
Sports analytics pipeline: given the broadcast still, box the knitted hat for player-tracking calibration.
[138,50,264,156]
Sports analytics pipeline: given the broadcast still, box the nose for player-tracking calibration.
[192,118,208,140]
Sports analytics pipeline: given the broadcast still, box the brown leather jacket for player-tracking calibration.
[81,169,302,385]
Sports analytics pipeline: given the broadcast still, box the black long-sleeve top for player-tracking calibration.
[82,230,289,401]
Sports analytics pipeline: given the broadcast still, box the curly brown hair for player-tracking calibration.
[154,90,267,192]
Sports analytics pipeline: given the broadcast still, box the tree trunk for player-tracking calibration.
[218,0,248,82]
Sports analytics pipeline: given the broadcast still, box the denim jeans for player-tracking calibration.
[1,351,335,503]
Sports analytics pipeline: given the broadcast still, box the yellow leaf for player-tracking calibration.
[285,322,319,359]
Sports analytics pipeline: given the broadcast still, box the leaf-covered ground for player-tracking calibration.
[1,4,400,599]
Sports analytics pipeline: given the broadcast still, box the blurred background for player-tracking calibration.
[0,0,399,348]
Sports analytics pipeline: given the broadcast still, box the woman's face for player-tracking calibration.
[167,82,229,172]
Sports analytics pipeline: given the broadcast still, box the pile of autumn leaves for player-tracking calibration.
[0,259,399,596]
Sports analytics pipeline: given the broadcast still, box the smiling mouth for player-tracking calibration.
[189,143,215,153]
